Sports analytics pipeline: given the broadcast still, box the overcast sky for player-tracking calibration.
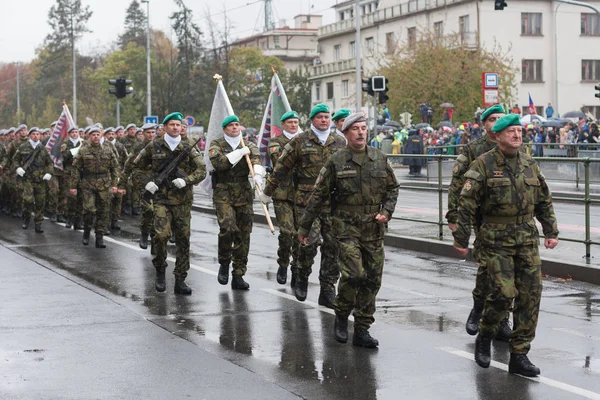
[1,0,338,63]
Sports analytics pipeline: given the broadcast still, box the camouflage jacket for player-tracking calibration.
[12,142,53,183]
[5,136,29,170]
[298,146,399,240]
[120,135,140,154]
[133,136,206,206]
[208,137,260,206]
[263,130,346,207]
[266,134,295,201]
[71,142,120,190]
[446,135,496,224]
[61,138,84,174]
[453,148,559,249]
[122,138,152,183]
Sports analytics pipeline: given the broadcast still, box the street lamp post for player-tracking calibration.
[142,0,151,116]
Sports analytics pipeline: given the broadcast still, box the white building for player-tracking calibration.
[310,0,600,119]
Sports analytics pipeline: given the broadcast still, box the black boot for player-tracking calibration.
[509,353,540,377]
[276,266,287,284]
[217,264,229,285]
[56,214,65,223]
[474,334,492,368]
[466,300,484,336]
[132,206,141,216]
[294,279,308,302]
[169,235,176,244]
[231,275,250,290]
[50,213,57,222]
[290,269,298,289]
[34,224,44,233]
[64,217,73,229]
[174,279,192,295]
[318,287,336,309]
[74,217,84,230]
[496,318,512,342]
[111,220,121,230]
[82,229,90,245]
[139,232,149,249]
[155,268,166,292]
[333,315,348,343]
[22,215,30,230]
[95,233,106,248]
[353,329,379,348]
[16,210,23,218]
[122,204,132,216]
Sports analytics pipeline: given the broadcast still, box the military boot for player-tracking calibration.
[64,217,73,229]
[466,300,484,336]
[294,279,308,302]
[74,217,84,230]
[318,286,336,309]
[122,204,132,216]
[82,229,91,245]
[22,215,31,230]
[231,275,250,290]
[111,220,121,230]
[174,279,192,295]
[333,314,348,343]
[509,354,540,377]
[56,214,65,223]
[276,265,287,285]
[132,206,141,216]
[50,213,57,222]
[353,329,379,348]
[139,232,149,249]
[34,223,44,234]
[496,318,512,342]
[95,233,106,248]
[290,269,298,289]
[474,334,492,368]
[155,268,166,293]
[217,264,229,285]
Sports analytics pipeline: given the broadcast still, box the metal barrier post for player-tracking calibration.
[576,145,580,189]
[584,159,591,262]
[438,155,444,240]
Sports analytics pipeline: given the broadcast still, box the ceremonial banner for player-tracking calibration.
[45,104,74,169]
[256,73,292,165]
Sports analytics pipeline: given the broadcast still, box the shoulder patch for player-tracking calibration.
[463,180,472,191]
[456,154,469,164]
[464,169,484,181]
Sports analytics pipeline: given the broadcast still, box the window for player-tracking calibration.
[459,15,470,33]
[434,21,444,38]
[583,106,600,119]
[582,13,600,35]
[407,27,416,49]
[349,41,356,58]
[342,80,349,97]
[326,82,334,100]
[582,60,600,81]
[365,37,374,55]
[273,36,280,48]
[386,32,396,54]
[334,44,341,61]
[340,11,345,21]
[315,83,321,101]
[521,13,542,35]
[522,59,543,82]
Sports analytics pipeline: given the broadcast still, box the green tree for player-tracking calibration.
[281,66,311,126]
[118,0,147,50]
[45,0,93,52]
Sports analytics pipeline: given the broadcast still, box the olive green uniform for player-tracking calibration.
[6,136,28,214]
[122,138,154,234]
[120,135,140,211]
[62,138,84,224]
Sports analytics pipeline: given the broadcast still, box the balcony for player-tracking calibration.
[310,58,358,79]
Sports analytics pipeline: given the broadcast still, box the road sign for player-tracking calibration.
[482,72,500,107]
[484,73,498,88]
[185,115,195,126]
[483,89,499,105]
[144,116,158,124]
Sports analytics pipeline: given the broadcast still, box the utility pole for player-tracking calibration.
[71,11,77,125]
[16,63,21,122]
[116,99,121,126]
[354,0,362,112]
[264,0,274,31]
[142,0,152,116]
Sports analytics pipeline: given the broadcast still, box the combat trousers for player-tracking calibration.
[131,175,141,209]
[479,245,542,354]
[82,185,111,234]
[22,180,46,224]
[334,237,384,331]
[45,176,59,214]
[57,173,68,215]
[140,196,153,234]
[215,202,253,276]
[12,179,23,213]
[110,192,123,222]
[152,203,191,280]
[273,199,299,272]
[296,207,339,291]
[66,180,83,220]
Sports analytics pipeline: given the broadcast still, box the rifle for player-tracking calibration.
[19,145,44,178]
[143,136,202,202]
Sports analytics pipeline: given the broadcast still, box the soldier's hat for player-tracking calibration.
[115,125,124,131]
[104,127,114,134]
[7,127,15,134]
[341,113,366,132]
[125,123,137,130]
[16,124,28,133]
[68,126,78,133]
[141,122,157,131]
[0,129,5,136]
[84,126,92,134]
[27,127,41,135]
[50,121,58,127]
[136,128,142,133]
[88,126,101,134]
[94,123,104,129]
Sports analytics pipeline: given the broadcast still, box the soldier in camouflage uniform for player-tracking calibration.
[453,114,559,377]
[62,127,85,229]
[210,115,262,291]
[0,128,15,213]
[120,123,139,216]
[42,122,64,223]
[266,110,301,285]
[133,112,206,295]
[298,113,399,348]
[0,130,6,211]
[445,104,512,340]
[6,125,29,217]
[70,126,120,248]
[102,127,128,235]
[12,127,54,232]
[261,103,346,308]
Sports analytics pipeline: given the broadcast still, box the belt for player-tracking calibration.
[297,177,316,185]
[336,204,381,213]
[220,176,250,183]
[482,214,533,224]
[82,173,108,180]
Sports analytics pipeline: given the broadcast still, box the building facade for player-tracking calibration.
[310,0,600,119]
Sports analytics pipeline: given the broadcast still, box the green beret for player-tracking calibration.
[280,111,299,123]
[162,112,184,125]
[332,108,351,121]
[492,114,521,133]
[222,115,240,128]
[481,104,506,122]
[309,103,330,119]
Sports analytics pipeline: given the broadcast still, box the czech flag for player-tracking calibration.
[528,93,536,115]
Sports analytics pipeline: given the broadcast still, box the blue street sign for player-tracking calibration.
[185,115,195,126]
[484,73,498,88]
[144,116,159,124]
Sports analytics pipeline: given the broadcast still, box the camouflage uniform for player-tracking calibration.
[263,130,346,292]
[122,138,154,235]
[267,134,299,275]
[6,136,29,215]
[209,138,260,277]
[132,136,206,280]
[120,134,140,212]
[12,142,53,225]
[298,146,399,331]
[453,149,558,354]
[71,142,120,235]
[109,139,128,225]
[62,138,84,226]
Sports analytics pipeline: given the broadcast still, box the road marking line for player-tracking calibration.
[553,328,600,341]
[437,346,600,400]
[381,283,437,298]
[261,288,355,321]
[103,236,145,252]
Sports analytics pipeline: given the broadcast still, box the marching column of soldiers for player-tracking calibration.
[0,103,559,372]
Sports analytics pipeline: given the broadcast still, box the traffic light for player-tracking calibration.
[372,76,386,92]
[361,77,374,96]
[595,83,600,99]
[494,0,507,10]
[108,77,134,99]
[378,78,389,104]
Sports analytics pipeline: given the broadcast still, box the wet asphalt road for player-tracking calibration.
[1,211,600,400]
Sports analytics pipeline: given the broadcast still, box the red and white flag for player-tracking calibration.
[45,104,74,169]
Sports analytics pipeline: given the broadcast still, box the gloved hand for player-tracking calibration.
[258,192,272,205]
[69,147,80,157]
[225,147,251,166]
[172,178,186,189]
[253,175,264,189]
[145,181,159,194]
[253,165,266,189]
[43,173,52,181]
[16,167,26,177]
